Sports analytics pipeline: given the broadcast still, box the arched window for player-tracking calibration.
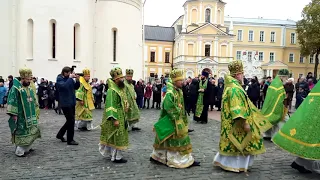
[112,28,117,62]
[191,9,197,23]
[49,19,57,59]
[27,19,34,59]
[73,23,80,60]
[205,9,211,23]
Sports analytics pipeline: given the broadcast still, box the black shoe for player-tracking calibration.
[132,127,141,131]
[113,159,127,163]
[56,136,67,142]
[29,149,35,152]
[78,127,89,131]
[291,161,312,173]
[67,140,79,145]
[189,161,201,167]
[188,129,194,133]
[150,157,165,166]
[263,137,272,141]
[54,109,58,114]
[217,109,221,111]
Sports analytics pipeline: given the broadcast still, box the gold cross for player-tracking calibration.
[290,128,296,136]
[309,97,314,104]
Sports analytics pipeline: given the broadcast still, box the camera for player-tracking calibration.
[70,65,84,76]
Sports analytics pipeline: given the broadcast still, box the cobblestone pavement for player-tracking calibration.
[0,108,318,180]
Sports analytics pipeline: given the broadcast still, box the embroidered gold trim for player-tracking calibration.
[264,92,286,117]
[309,93,320,96]
[106,107,117,113]
[278,130,320,147]
[268,85,284,91]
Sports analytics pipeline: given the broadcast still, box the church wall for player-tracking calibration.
[0,0,13,78]
[17,0,95,81]
[95,0,142,80]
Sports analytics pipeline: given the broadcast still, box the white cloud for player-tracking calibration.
[144,0,311,26]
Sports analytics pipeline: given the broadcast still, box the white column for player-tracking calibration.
[214,2,218,24]
[229,42,233,58]
[199,1,203,23]
[270,69,274,77]
[181,38,185,56]
[182,6,188,33]
[214,38,218,56]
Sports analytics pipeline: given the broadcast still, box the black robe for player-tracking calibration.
[193,79,212,123]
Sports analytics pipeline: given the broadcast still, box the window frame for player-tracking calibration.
[237,30,243,41]
[236,51,241,60]
[299,55,304,63]
[258,52,264,61]
[289,53,294,63]
[205,44,211,57]
[291,33,296,44]
[165,51,170,63]
[248,30,254,42]
[259,31,265,42]
[150,51,156,62]
[269,52,275,62]
[248,51,252,61]
[270,31,276,43]
[310,55,314,64]
[205,8,211,23]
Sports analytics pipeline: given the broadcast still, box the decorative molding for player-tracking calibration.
[99,0,141,10]
[205,4,213,9]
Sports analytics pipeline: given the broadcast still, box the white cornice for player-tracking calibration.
[99,0,141,10]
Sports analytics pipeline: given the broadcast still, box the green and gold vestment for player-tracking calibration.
[100,79,129,150]
[124,80,140,125]
[153,79,192,154]
[273,82,320,160]
[7,78,41,146]
[218,76,272,156]
[30,81,40,120]
[261,76,287,125]
[76,76,95,121]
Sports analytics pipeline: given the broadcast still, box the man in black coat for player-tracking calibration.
[193,70,212,124]
[56,67,80,145]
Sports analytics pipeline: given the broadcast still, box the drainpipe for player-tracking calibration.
[11,0,18,75]
[142,0,147,80]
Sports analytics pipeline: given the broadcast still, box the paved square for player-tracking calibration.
[0,108,318,180]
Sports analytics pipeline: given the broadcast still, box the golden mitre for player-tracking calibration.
[228,60,244,75]
[110,67,124,80]
[82,68,90,76]
[170,69,184,82]
[19,68,33,79]
[126,69,134,77]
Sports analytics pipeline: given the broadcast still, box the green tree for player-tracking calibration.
[296,0,320,78]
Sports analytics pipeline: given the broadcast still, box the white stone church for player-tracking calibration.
[0,0,143,81]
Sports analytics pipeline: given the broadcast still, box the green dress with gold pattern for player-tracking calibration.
[218,76,272,156]
[124,80,140,125]
[7,78,41,146]
[272,82,320,160]
[153,79,192,155]
[100,79,129,150]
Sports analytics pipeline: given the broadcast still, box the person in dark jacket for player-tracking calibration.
[135,81,144,109]
[209,79,217,111]
[182,77,192,115]
[8,75,13,91]
[48,81,56,109]
[263,76,272,99]
[247,78,260,107]
[189,78,199,115]
[54,83,63,115]
[151,80,162,109]
[284,78,295,112]
[295,84,307,109]
[95,80,105,109]
[216,81,224,111]
[56,66,80,145]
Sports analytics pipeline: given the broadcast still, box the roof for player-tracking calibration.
[183,0,225,7]
[145,25,175,42]
[262,60,288,67]
[225,16,296,26]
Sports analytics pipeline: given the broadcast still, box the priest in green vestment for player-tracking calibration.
[75,68,95,131]
[7,68,41,157]
[150,69,200,168]
[30,79,40,120]
[262,69,289,140]
[273,81,320,174]
[213,60,272,173]
[99,67,129,163]
[124,69,141,131]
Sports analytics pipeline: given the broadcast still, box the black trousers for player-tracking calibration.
[57,106,75,142]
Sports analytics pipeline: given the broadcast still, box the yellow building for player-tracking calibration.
[144,0,320,80]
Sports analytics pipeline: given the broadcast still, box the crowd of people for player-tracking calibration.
[1,63,320,174]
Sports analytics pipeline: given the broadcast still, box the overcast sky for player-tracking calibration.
[144,0,311,26]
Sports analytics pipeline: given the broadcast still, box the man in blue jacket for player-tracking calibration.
[56,67,80,145]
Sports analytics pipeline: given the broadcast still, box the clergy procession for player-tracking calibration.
[1,60,319,179]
